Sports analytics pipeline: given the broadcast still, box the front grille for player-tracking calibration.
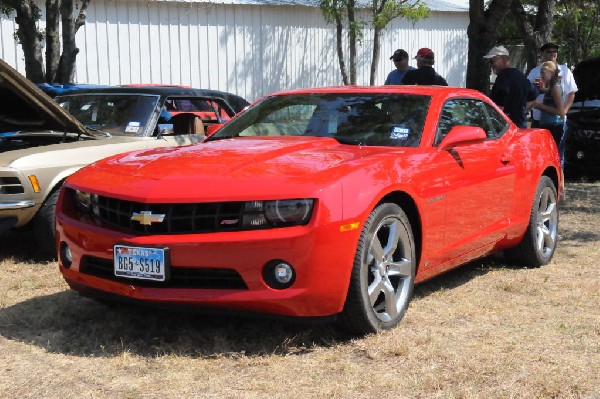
[79,190,253,235]
[80,256,248,289]
[0,177,24,194]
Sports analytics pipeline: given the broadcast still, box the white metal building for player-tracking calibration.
[1,0,468,102]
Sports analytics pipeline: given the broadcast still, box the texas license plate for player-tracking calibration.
[114,245,168,281]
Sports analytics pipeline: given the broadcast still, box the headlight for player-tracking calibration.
[241,199,314,228]
[265,199,313,226]
[74,190,91,212]
[73,190,99,216]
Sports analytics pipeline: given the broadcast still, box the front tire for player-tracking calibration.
[339,203,416,335]
[505,176,558,267]
[33,189,59,258]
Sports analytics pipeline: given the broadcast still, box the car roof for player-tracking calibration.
[64,85,250,113]
[264,85,484,100]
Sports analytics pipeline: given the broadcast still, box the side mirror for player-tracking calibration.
[205,123,224,137]
[437,126,487,152]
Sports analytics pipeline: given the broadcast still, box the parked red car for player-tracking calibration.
[56,86,562,335]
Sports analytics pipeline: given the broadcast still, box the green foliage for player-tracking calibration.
[554,0,600,62]
[0,1,15,16]
[0,1,41,19]
[373,0,429,29]
[320,0,345,24]
[497,0,600,65]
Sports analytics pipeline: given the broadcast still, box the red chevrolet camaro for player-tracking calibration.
[56,86,562,335]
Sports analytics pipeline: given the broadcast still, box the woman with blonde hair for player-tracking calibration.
[532,61,566,151]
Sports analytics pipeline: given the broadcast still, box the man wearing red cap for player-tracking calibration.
[401,48,448,86]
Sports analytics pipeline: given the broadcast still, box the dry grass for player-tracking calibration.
[1,180,599,399]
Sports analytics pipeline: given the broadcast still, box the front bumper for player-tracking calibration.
[0,168,39,230]
[57,212,362,318]
[565,116,600,173]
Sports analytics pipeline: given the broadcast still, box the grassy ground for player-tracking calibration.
[0,181,598,398]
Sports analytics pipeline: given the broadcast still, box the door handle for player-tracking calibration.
[500,153,511,164]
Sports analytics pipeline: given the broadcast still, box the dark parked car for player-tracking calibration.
[565,57,600,177]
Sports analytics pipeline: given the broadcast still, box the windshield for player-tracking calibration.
[210,93,431,147]
[56,93,160,136]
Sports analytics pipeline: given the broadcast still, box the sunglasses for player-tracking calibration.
[544,50,558,54]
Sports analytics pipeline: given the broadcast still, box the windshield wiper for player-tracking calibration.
[84,126,112,138]
[332,136,363,145]
[204,134,237,142]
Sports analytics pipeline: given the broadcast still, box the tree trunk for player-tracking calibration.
[334,1,350,85]
[370,26,382,86]
[14,1,44,82]
[45,0,60,82]
[466,0,513,93]
[347,0,357,85]
[510,0,555,74]
[56,0,90,83]
[56,0,78,83]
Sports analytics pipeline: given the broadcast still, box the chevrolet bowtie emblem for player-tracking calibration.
[131,211,166,225]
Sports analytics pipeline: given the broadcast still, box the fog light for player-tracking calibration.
[263,260,296,289]
[576,151,585,160]
[60,241,72,268]
[274,263,293,283]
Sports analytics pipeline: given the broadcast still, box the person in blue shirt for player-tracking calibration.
[384,49,415,85]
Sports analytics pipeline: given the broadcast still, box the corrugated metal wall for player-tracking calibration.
[0,0,468,102]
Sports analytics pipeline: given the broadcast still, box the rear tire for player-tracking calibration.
[504,176,558,267]
[338,203,416,335]
[33,189,59,258]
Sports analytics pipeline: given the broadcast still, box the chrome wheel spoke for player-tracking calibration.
[368,273,384,306]
[540,202,556,221]
[539,190,549,213]
[542,224,555,249]
[370,236,384,263]
[382,279,399,320]
[387,259,412,278]
[382,220,401,258]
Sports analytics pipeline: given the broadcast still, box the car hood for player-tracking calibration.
[573,57,600,104]
[0,135,143,169]
[70,137,414,200]
[0,58,89,136]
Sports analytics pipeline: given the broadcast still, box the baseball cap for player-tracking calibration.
[414,48,434,60]
[540,42,559,51]
[483,46,509,58]
[390,49,409,61]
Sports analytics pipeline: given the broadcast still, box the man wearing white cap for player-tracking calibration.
[484,45,538,128]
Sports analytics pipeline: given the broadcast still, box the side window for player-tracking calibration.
[435,100,462,146]
[435,98,506,145]
[482,102,510,139]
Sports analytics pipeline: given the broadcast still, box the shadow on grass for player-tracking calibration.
[0,230,55,263]
[0,290,346,358]
[0,254,515,359]
[412,254,510,300]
